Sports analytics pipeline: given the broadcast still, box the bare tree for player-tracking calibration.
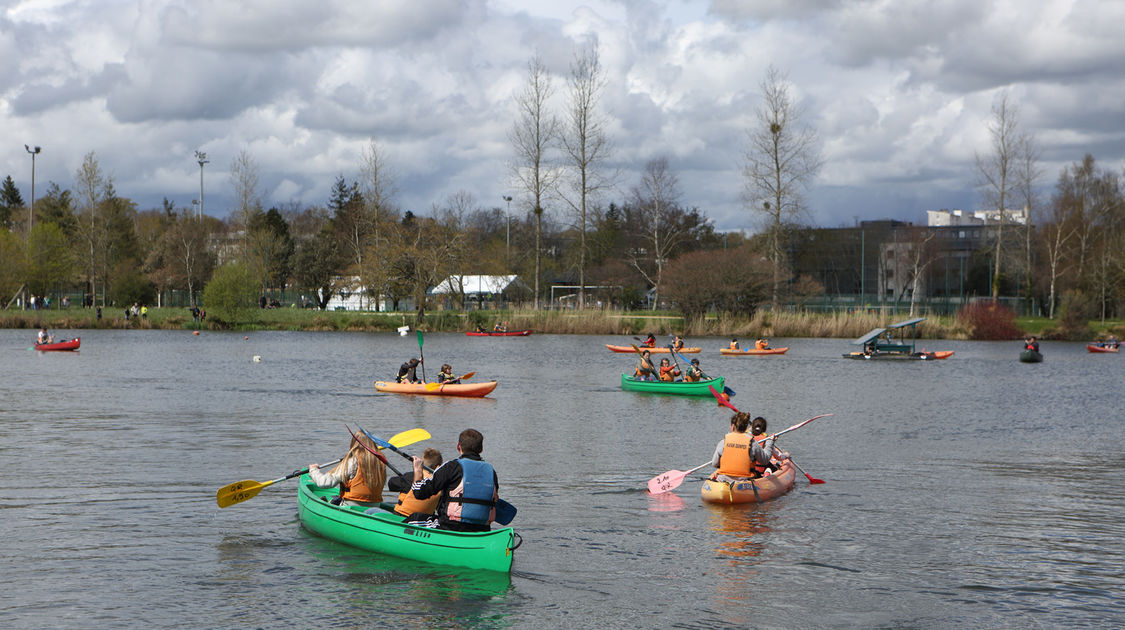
[559,42,614,310]
[743,65,822,311]
[1013,132,1043,314]
[509,54,560,309]
[975,91,1020,300]
[356,139,398,310]
[230,149,262,228]
[905,230,938,316]
[1044,172,1081,318]
[630,157,686,310]
[74,151,110,306]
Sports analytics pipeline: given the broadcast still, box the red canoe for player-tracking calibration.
[34,337,81,351]
[1087,343,1120,353]
[606,344,701,354]
[465,330,531,337]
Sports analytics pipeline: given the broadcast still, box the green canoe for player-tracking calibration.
[620,374,724,397]
[296,474,519,572]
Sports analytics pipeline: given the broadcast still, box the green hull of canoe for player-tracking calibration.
[1019,350,1043,363]
[296,475,516,572]
[620,374,724,396]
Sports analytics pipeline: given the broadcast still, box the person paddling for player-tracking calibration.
[641,333,656,348]
[658,357,680,382]
[672,335,685,350]
[437,364,460,384]
[682,358,703,382]
[729,338,739,350]
[405,429,500,532]
[1024,336,1039,352]
[397,358,423,384]
[634,350,657,381]
[36,328,53,345]
[308,432,386,507]
[755,338,771,350]
[387,447,443,517]
[710,412,779,483]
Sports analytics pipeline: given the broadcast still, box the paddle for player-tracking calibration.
[672,344,732,396]
[647,461,711,495]
[215,428,431,508]
[787,457,826,485]
[362,427,517,526]
[424,371,477,391]
[707,384,830,484]
[630,343,656,380]
[416,330,427,383]
[666,344,683,381]
[343,424,399,475]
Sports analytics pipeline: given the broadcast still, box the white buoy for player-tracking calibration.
[252,355,261,363]
[397,325,410,336]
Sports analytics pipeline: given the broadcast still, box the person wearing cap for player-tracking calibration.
[396,358,423,384]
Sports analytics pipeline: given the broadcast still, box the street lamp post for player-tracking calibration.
[195,150,209,220]
[502,195,513,271]
[24,144,40,233]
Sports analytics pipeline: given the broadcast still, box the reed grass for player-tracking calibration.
[4,306,1118,339]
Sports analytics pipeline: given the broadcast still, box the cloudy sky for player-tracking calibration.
[3,0,1124,232]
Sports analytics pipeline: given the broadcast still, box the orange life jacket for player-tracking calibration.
[729,341,739,350]
[659,365,679,381]
[340,464,381,504]
[756,339,768,350]
[750,433,770,474]
[394,472,440,516]
[717,432,754,478]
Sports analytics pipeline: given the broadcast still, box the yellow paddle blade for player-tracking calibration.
[215,479,271,508]
[424,382,442,391]
[389,428,431,447]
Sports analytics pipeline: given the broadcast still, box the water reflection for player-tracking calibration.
[707,506,771,560]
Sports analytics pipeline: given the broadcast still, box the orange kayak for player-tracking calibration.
[700,460,796,504]
[605,344,700,354]
[373,380,498,398]
[720,347,788,356]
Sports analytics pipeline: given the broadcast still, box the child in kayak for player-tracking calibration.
[308,432,386,507]
[437,364,460,384]
[388,447,443,517]
[682,358,703,382]
[658,357,680,382]
[710,412,776,483]
[634,350,656,381]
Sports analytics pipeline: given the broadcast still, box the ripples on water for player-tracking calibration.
[1,330,1123,628]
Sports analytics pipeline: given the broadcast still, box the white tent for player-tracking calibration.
[429,275,523,296]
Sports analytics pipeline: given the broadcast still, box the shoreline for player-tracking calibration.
[3,307,1116,340]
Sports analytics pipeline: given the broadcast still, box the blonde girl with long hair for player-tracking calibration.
[308,433,387,506]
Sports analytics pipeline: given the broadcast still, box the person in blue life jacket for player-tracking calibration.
[405,429,500,532]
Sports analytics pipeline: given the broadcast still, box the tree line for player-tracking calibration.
[2,54,1122,322]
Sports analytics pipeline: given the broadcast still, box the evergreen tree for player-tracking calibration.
[0,175,24,228]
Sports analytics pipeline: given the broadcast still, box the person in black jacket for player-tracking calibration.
[396,358,422,383]
[405,429,499,532]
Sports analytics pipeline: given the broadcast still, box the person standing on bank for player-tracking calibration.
[405,429,499,532]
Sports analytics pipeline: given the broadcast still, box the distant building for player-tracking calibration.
[429,275,530,309]
[927,208,1028,227]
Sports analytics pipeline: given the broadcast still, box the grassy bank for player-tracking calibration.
[4,306,1120,339]
[7,306,1121,340]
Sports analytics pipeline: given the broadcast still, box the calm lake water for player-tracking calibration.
[2,329,1123,628]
